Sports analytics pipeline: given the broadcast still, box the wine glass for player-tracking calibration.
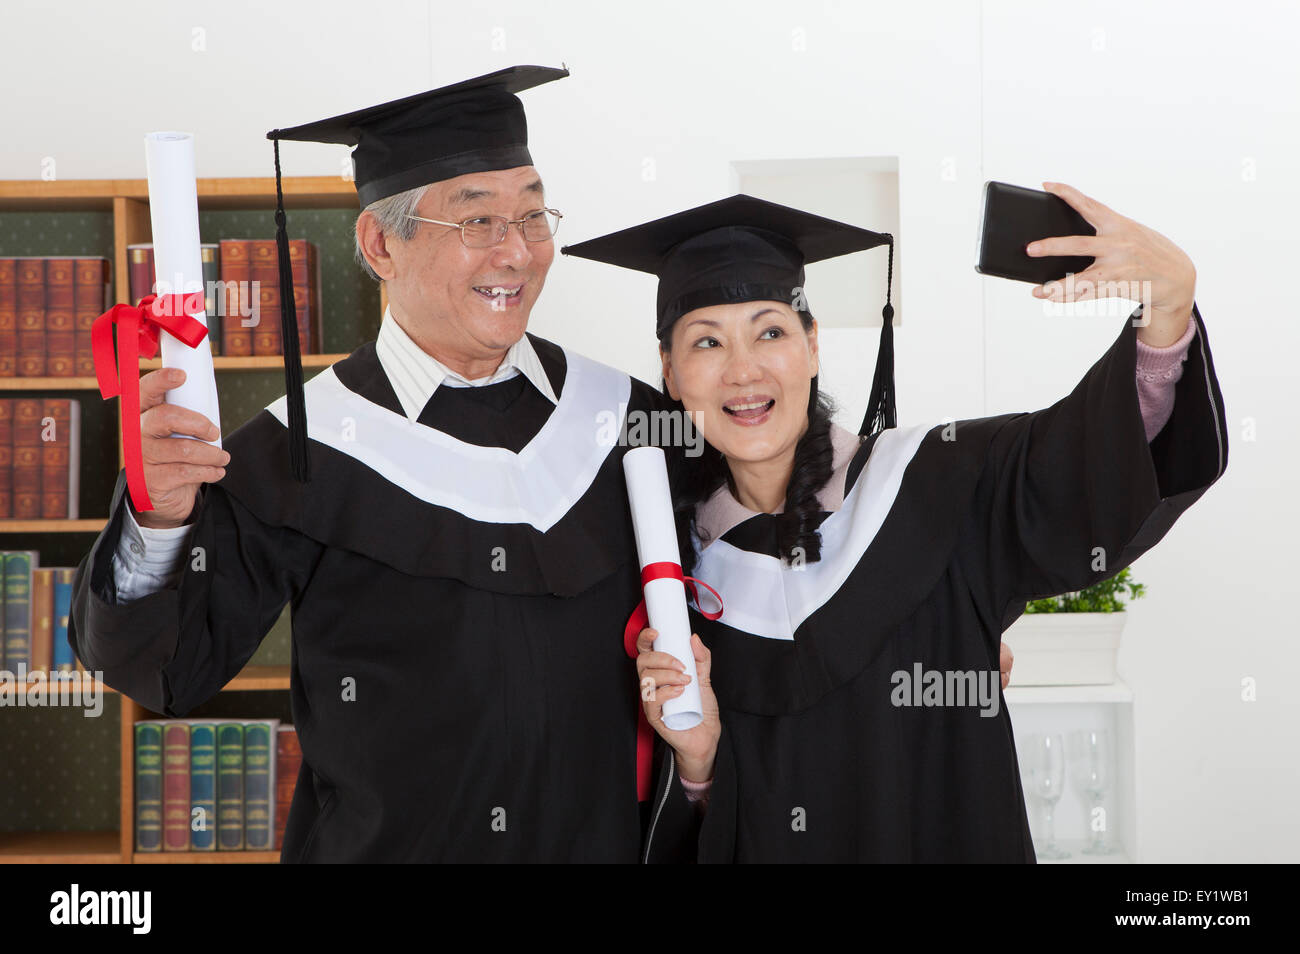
[1026,733,1070,859]
[1069,728,1117,855]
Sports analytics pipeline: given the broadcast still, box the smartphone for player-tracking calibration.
[975,180,1095,284]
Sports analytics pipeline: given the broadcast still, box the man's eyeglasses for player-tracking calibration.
[404,208,563,248]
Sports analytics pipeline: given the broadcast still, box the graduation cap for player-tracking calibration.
[265,64,569,481]
[561,194,898,437]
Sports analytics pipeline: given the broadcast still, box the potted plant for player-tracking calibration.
[1002,568,1146,686]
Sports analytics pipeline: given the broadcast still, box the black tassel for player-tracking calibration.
[272,137,311,482]
[859,235,896,438]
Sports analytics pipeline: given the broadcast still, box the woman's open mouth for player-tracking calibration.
[723,397,775,426]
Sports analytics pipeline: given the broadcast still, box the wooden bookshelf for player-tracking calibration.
[0,175,364,863]
[0,662,292,865]
[0,176,357,209]
[0,518,108,532]
[0,830,121,864]
[0,355,350,392]
[0,664,288,697]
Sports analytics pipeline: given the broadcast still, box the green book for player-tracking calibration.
[3,551,38,671]
[134,721,164,852]
[242,719,280,851]
[216,721,245,851]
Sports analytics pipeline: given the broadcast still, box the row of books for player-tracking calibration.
[135,719,301,852]
[0,398,81,519]
[0,552,80,673]
[0,257,110,377]
[127,239,323,357]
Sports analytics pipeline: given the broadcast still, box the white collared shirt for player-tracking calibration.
[112,308,559,602]
[374,305,558,420]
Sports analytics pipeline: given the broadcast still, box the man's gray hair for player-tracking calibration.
[354,184,430,281]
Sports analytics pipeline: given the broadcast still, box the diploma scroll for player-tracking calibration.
[144,131,222,448]
[623,446,703,731]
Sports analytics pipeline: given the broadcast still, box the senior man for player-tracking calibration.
[68,66,707,863]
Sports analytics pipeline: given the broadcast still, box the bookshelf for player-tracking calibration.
[0,175,378,863]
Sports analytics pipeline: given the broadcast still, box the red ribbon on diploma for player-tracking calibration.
[92,292,209,513]
[622,560,723,801]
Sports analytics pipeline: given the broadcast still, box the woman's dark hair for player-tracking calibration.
[660,307,838,577]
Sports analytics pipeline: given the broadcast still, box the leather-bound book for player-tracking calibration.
[43,258,75,377]
[29,567,53,672]
[126,244,154,305]
[162,722,192,851]
[73,257,109,376]
[201,243,221,356]
[0,258,16,376]
[250,239,282,355]
[0,398,12,517]
[15,258,45,376]
[219,240,252,356]
[274,725,301,851]
[11,399,42,518]
[135,721,164,852]
[40,397,79,519]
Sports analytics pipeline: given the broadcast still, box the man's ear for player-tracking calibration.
[660,348,681,402]
[356,210,397,281]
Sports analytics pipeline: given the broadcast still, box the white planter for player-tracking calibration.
[1001,612,1128,686]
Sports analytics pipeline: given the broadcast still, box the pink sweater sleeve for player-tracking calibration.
[680,774,711,810]
[1135,315,1198,441]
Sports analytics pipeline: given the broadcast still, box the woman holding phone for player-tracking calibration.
[563,186,1225,862]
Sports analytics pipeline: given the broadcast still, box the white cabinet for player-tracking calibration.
[1006,681,1138,863]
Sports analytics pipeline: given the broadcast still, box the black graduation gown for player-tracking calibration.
[688,304,1227,863]
[69,331,702,863]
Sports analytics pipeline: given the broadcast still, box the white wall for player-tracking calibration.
[3,0,1294,861]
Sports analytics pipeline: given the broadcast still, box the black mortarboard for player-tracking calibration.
[265,64,569,482]
[562,194,898,437]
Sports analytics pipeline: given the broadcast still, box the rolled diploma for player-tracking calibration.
[144,132,221,449]
[623,446,702,731]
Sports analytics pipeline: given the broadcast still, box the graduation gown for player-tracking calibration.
[687,304,1227,862]
[69,331,702,863]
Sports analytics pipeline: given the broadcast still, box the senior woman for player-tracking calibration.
[563,189,1226,862]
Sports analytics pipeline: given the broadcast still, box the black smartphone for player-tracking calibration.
[975,181,1096,284]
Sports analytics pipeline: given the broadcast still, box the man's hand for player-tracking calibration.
[636,627,721,783]
[1000,639,1014,690]
[135,368,229,529]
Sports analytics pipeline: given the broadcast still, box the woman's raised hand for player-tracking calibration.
[1026,181,1196,347]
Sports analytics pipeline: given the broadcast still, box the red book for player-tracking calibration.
[219,240,252,356]
[11,398,43,518]
[162,722,192,852]
[73,258,109,377]
[274,725,301,851]
[0,399,12,517]
[40,397,79,519]
[288,239,318,354]
[15,258,45,377]
[127,244,153,304]
[43,259,75,377]
[250,240,281,355]
[310,242,322,353]
[0,258,16,376]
